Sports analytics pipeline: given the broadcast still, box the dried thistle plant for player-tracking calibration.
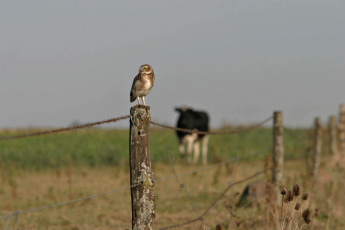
[215,223,222,230]
[286,190,294,202]
[280,186,287,223]
[302,193,309,201]
[293,184,301,197]
[295,203,301,211]
[278,184,312,230]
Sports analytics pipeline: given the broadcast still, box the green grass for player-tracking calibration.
[0,126,311,169]
[0,126,344,229]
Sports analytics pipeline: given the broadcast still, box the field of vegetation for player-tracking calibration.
[0,126,344,229]
[0,126,308,169]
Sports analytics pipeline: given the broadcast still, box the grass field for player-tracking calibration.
[0,126,344,229]
[0,126,308,169]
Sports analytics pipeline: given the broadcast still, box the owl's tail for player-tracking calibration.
[130,92,136,102]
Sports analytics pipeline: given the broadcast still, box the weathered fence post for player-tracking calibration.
[339,104,345,157]
[311,117,322,178]
[129,105,155,230]
[272,111,284,201]
[328,116,337,156]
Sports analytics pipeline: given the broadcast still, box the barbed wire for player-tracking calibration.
[155,147,270,182]
[0,148,270,224]
[167,152,202,217]
[159,169,268,230]
[3,211,18,230]
[0,111,279,228]
[284,127,307,143]
[0,114,272,141]
[150,116,273,135]
[207,197,258,230]
[0,182,139,222]
[0,115,131,140]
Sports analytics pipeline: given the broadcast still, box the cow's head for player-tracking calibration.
[175,106,189,113]
[175,106,196,132]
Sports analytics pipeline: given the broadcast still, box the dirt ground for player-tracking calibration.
[0,156,344,230]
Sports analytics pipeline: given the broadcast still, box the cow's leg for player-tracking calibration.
[179,141,185,154]
[201,135,209,165]
[186,135,194,163]
[193,141,200,164]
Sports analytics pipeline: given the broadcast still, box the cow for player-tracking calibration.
[175,107,209,164]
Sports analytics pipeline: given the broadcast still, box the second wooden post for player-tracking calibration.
[272,111,284,201]
[328,116,337,156]
[311,117,322,178]
[129,105,155,230]
[339,104,345,157]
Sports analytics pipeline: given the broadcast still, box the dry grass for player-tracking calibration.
[0,155,344,229]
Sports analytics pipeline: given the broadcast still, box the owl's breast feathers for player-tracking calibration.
[130,72,155,102]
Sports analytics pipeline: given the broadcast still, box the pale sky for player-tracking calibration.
[1,0,344,128]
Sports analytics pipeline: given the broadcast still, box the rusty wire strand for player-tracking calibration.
[167,152,199,216]
[0,115,131,140]
[150,116,273,135]
[155,148,270,182]
[0,115,272,141]
[160,217,204,230]
[0,149,269,222]
[206,198,258,230]
[284,127,306,143]
[0,182,140,222]
[3,211,19,230]
[159,169,268,230]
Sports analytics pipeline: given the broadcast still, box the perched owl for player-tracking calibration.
[130,64,155,105]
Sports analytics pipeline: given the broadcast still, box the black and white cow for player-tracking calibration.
[175,107,209,164]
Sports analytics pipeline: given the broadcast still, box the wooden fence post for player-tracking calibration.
[339,104,345,157]
[272,111,284,201]
[311,117,322,178]
[328,116,337,156]
[129,105,155,230]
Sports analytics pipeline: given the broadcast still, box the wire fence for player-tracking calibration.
[0,148,271,229]
[159,170,268,230]
[150,116,273,135]
[0,114,273,141]
[0,112,303,229]
[0,115,131,140]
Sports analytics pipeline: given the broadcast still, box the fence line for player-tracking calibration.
[284,127,306,143]
[3,211,18,230]
[0,182,138,222]
[0,148,268,224]
[0,111,307,229]
[150,116,273,135]
[165,149,242,221]
[0,148,270,224]
[207,197,258,230]
[0,115,273,141]
[156,147,271,182]
[0,115,131,140]
[167,152,199,216]
[159,169,268,230]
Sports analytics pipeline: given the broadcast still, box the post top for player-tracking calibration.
[340,104,345,113]
[315,117,321,126]
[131,104,150,110]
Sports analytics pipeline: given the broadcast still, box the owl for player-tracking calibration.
[130,64,155,105]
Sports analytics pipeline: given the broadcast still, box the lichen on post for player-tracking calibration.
[129,105,155,230]
[272,111,284,203]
